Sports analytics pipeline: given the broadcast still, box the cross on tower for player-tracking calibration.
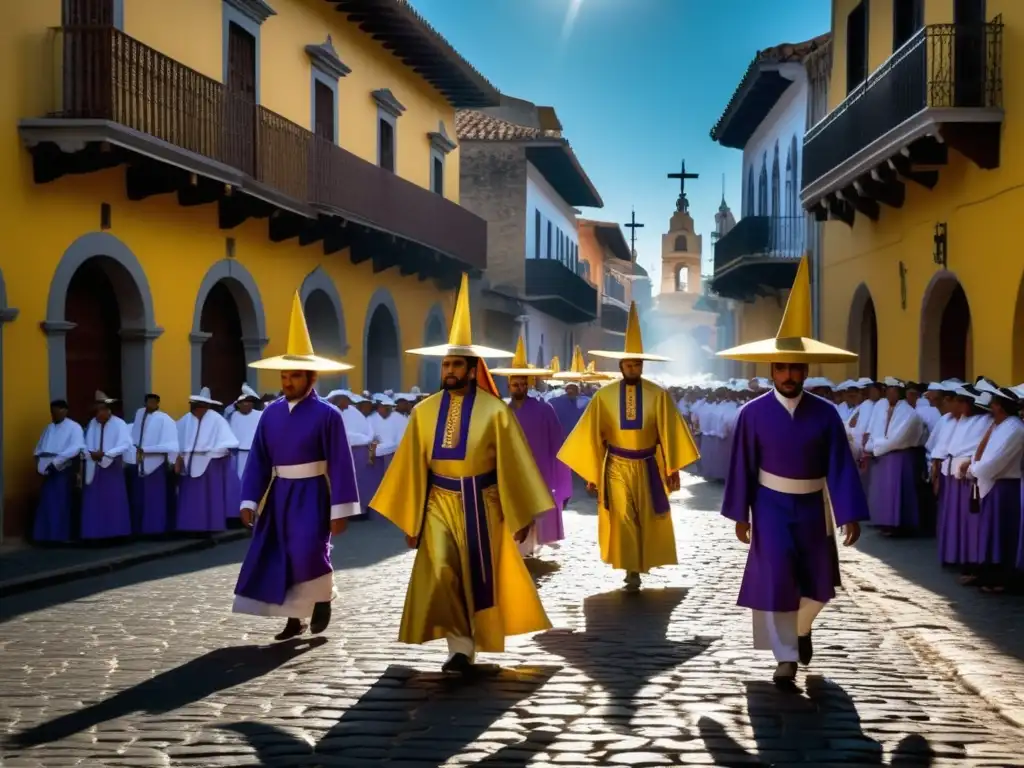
[624,208,644,259]
[667,160,699,213]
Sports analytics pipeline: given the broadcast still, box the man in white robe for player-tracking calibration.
[81,392,134,540]
[128,393,179,535]
[327,389,376,516]
[32,399,86,542]
[229,384,263,480]
[175,387,240,533]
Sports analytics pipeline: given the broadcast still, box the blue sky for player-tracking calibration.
[409,0,830,289]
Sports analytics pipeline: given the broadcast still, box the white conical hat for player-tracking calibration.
[189,386,222,406]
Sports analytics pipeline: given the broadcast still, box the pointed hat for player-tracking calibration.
[588,301,670,361]
[716,257,857,364]
[406,274,514,358]
[250,293,353,372]
[490,336,553,377]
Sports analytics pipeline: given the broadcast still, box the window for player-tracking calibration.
[534,211,542,258]
[378,118,395,172]
[771,142,780,217]
[892,0,924,51]
[674,235,687,251]
[757,155,768,214]
[547,222,553,258]
[787,134,799,218]
[313,80,335,141]
[676,265,689,292]
[846,1,869,94]
[431,153,444,194]
[745,166,755,217]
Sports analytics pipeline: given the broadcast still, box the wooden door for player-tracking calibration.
[63,0,116,118]
[954,0,987,108]
[314,80,335,142]
[63,0,114,24]
[65,259,122,424]
[940,284,970,381]
[200,282,247,406]
[225,22,257,175]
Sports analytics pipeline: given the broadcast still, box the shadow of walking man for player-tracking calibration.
[698,675,943,766]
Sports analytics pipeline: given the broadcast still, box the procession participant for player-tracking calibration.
[174,387,239,533]
[229,384,263,480]
[81,392,134,540]
[716,258,870,689]
[491,338,573,558]
[364,394,406,513]
[128,393,179,535]
[233,293,360,639]
[394,394,415,419]
[32,399,85,542]
[558,302,699,593]
[863,377,924,536]
[327,389,376,517]
[967,383,1024,593]
[370,274,554,675]
[549,352,587,439]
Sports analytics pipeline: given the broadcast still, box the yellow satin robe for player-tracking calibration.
[557,379,699,573]
[369,388,555,653]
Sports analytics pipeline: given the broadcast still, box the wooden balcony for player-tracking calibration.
[524,259,598,324]
[802,20,1003,226]
[18,25,486,279]
[711,215,803,301]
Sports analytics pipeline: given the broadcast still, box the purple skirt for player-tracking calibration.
[130,462,172,535]
[968,478,1023,566]
[937,476,969,565]
[868,449,921,529]
[33,465,76,542]
[175,456,232,532]
[80,460,132,539]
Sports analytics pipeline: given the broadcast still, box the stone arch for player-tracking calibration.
[1014,270,1024,382]
[419,302,447,391]
[43,232,161,420]
[846,282,878,380]
[674,234,688,252]
[0,268,19,543]
[920,270,972,382]
[675,264,690,292]
[363,288,401,393]
[190,259,267,401]
[299,266,349,392]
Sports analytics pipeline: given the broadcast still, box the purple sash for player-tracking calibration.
[429,469,498,612]
[605,444,671,515]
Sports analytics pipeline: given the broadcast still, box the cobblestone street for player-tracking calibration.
[2,476,1023,767]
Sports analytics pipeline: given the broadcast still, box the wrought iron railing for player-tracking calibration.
[713,215,805,274]
[45,25,486,267]
[803,20,1003,189]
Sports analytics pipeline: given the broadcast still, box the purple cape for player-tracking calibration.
[512,396,572,544]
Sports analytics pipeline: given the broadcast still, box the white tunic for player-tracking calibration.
[967,417,1024,498]
[368,412,407,458]
[865,400,923,456]
[229,409,263,478]
[176,410,239,478]
[83,416,133,485]
[34,419,86,474]
[926,413,956,461]
[129,408,179,477]
[941,413,993,477]
[337,405,373,447]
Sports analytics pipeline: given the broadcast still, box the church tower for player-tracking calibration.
[660,181,703,296]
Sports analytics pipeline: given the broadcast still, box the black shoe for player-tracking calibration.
[798,632,813,666]
[773,661,798,690]
[274,618,306,641]
[310,601,332,634]
[442,652,473,675]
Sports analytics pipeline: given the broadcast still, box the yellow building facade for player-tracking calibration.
[805,0,1023,384]
[1,0,499,539]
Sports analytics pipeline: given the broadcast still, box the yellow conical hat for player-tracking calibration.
[250,292,353,372]
[491,336,553,376]
[554,345,597,381]
[406,274,514,358]
[716,257,857,364]
[585,360,617,381]
[549,355,561,375]
[589,301,670,361]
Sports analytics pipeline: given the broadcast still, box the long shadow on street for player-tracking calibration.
[222,663,560,767]
[7,636,327,749]
[536,587,716,725]
[0,518,408,622]
[698,675,943,766]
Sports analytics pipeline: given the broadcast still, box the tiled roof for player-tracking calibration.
[455,110,563,142]
[710,33,831,142]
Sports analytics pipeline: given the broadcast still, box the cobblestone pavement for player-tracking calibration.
[2,476,1023,767]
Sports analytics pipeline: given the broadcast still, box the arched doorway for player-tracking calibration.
[190,260,267,401]
[200,282,247,405]
[846,283,878,380]
[363,290,400,394]
[44,233,159,421]
[420,304,446,391]
[305,290,347,393]
[920,272,972,382]
[66,259,124,423]
[1012,271,1024,382]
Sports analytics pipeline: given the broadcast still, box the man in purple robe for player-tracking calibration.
[128,393,179,536]
[492,343,573,556]
[717,257,870,689]
[80,392,134,540]
[32,399,85,543]
[549,382,585,439]
[232,293,360,640]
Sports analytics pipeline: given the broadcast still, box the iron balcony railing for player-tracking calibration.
[713,215,804,275]
[46,25,486,267]
[803,20,1003,189]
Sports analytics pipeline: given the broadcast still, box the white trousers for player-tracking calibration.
[752,598,825,663]
[446,634,475,662]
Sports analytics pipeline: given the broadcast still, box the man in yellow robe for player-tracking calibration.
[558,303,699,592]
[370,275,555,675]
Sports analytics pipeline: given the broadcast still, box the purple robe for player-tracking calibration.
[549,395,584,440]
[233,394,359,613]
[721,392,870,612]
[512,397,573,545]
[969,478,1022,567]
[80,459,132,539]
[33,464,76,542]
[129,461,173,535]
[176,456,233,532]
[351,444,376,517]
[867,449,921,529]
